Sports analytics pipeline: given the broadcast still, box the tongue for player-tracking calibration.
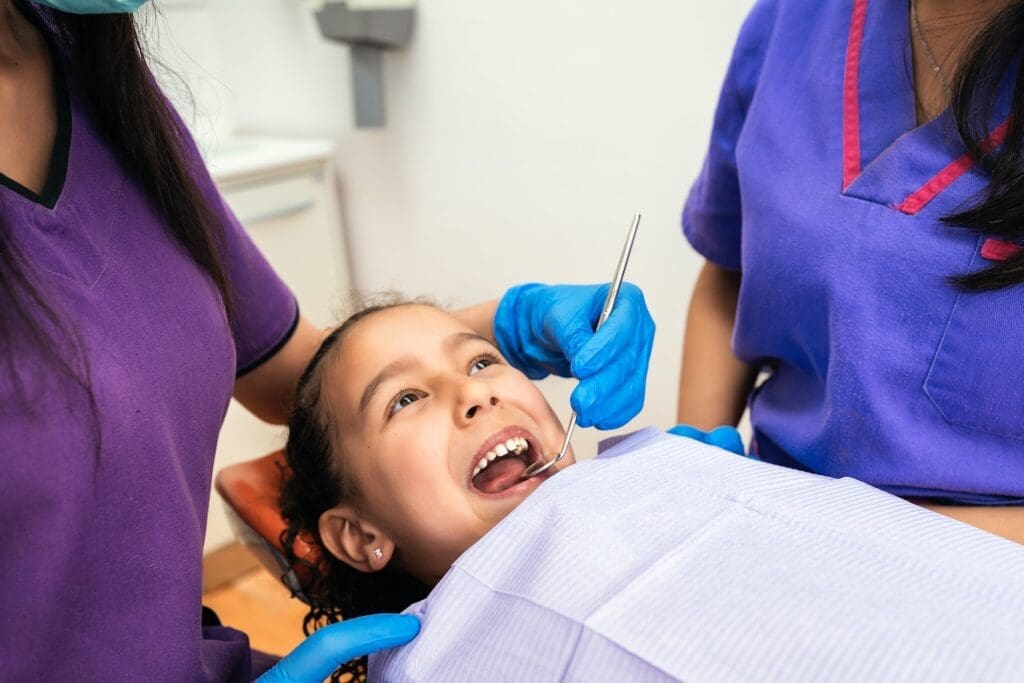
[472,457,527,494]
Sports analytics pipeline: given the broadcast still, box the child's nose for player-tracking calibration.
[464,395,500,420]
[457,373,501,424]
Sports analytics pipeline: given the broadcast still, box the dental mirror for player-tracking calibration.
[520,212,641,480]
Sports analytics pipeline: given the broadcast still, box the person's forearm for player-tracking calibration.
[677,261,757,429]
[233,316,323,425]
[917,503,1024,545]
[453,299,499,341]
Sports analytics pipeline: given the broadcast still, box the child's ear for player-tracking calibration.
[318,505,395,573]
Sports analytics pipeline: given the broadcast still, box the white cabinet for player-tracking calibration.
[203,136,352,554]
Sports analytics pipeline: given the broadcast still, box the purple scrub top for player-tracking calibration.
[683,0,1023,504]
[0,8,297,681]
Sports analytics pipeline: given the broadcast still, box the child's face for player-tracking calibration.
[320,305,573,583]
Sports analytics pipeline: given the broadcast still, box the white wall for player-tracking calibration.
[153,0,754,458]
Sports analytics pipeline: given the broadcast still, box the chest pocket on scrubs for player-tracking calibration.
[924,269,1024,440]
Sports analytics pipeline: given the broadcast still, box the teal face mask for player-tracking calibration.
[30,0,149,13]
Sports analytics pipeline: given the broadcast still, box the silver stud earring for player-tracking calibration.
[373,548,383,560]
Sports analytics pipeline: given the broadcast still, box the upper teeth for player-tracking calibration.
[473,437,529,478]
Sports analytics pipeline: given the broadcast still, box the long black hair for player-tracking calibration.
[946,1,1024,290]
[279,301,430,682]
[0,6,233,417]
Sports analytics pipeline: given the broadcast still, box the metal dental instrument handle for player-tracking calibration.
[520,212,642,480]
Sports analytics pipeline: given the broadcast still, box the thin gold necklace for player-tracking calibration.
[910,0,953,98]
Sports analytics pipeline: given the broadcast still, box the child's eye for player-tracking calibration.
[389,390,424,417]
[469,355,499,375]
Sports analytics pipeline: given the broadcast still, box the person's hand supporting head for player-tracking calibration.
[493,282,655,429]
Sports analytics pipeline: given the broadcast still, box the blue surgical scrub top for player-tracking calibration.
[682,0,1023,504]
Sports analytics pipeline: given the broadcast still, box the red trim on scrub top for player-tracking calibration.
[842,0,1008,213]
[841,0,869,191]
[895,121,1009,215]
[981,237,1022,262]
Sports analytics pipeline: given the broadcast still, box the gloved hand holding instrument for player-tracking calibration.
[494,213,654,433]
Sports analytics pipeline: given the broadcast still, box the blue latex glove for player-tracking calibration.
[257,614,420,683]
[668,424,749,457]
[494,282,655,429]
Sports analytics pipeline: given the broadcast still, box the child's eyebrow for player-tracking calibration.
[359,357,417,417]
[443,331,495,353]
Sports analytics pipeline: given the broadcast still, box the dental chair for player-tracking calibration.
[214,451,317,603]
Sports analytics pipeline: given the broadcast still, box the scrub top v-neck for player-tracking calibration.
[683,0,1023,504]
[0,6,300,681]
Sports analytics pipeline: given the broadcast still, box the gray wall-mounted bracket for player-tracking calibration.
[315,1,415,128]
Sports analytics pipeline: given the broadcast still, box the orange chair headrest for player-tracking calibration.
[214,450,321,586]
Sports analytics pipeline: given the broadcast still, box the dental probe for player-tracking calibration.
[520,212,642,480]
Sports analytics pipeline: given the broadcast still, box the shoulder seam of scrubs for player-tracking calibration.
[235,299,301,378]
[0,1,72,210]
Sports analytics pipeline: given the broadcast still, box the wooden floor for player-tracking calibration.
[203,567,309,657]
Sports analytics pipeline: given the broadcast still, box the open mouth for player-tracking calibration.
[468,427,547,496]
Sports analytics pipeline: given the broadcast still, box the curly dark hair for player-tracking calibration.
[279,299,431,681]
